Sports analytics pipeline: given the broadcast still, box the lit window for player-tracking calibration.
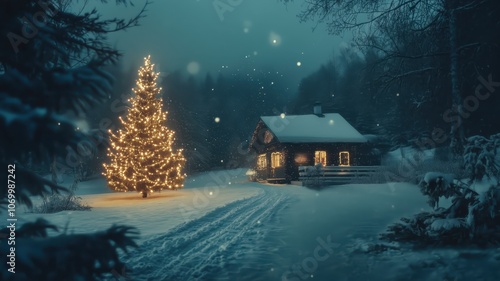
[339,151,350,166]
[271,152,283,168]
[315,151,327,166]
[257,154,267,169]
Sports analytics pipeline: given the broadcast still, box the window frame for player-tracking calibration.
[271,152,283,168]
[257,154,267,169]
[314,150,327,166]
[339,151,350,166]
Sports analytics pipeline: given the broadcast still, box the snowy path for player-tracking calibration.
[126,185,291,281]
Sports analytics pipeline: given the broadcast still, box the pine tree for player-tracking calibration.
[0,1,147,279]
[104,56,186,197]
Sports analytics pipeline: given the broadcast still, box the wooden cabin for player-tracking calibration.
[249,103,379,183]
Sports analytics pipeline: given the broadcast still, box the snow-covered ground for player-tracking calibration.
[21,169,261,239]
[19,169,500,280]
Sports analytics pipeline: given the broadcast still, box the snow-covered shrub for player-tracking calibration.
[382,134,500,246]
[429,218,466,233]
[463,134,500,240]
[381,209,470,245]
[427,218,469,242]
[381,211,445,244]
[464,134,500,182]
[302,164,324,187]
[32,192,91,214]
[304,163,323,177]
[466,185,500,240]
[246,169,257,182]
[32,179,91,213]
[419,172,456,209]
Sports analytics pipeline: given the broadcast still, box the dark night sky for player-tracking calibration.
[93,0,350,89]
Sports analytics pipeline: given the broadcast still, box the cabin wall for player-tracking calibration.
[255,143,287,181]
[283,143,379,181]
[254,142,380,182]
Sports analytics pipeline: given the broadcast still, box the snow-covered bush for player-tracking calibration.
[305,163,323,177]
[419,172,456,209]
[427,217,469,243]
[31,173,91,213]
[32,191,91,213]
[246,169,257,182]
[463,134,500,239]
[464,134,500,182]
[381,209,471,245]
[302,163,324,187]
[466,186,500,239]
[382,134,500,246]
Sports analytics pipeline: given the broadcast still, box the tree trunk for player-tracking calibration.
[142,190,148,198]
[447,4,465,155]
[51,156,59,186]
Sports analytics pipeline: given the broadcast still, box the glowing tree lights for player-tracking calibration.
[103,56,186,198]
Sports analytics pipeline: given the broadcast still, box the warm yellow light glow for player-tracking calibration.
[271,152,283,168]
[315,151,327,166]
[294,153,308,164]
[257,154,267,169]
[339,151,350,166]
[103,55,186,196]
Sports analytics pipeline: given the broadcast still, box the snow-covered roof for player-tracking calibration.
[260,113,367,143]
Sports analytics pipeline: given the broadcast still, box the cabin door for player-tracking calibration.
[256,154,267,180]
[270,152,285,179]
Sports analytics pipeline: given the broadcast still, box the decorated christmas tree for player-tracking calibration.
[103,56,186,197]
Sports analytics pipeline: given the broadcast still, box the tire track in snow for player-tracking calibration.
[126,186,290,281]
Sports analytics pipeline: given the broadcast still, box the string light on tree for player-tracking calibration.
[103,55,186,198]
